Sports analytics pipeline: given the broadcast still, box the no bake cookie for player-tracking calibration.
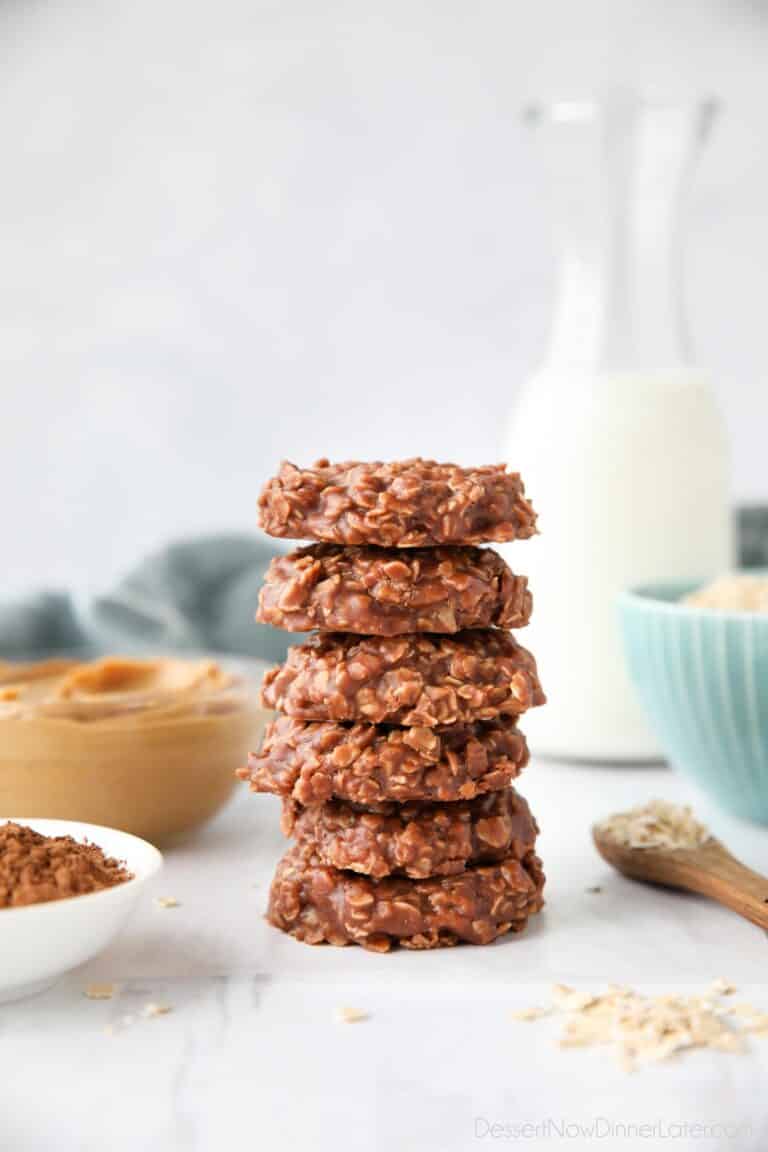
[262,630,544,726]
[282,787,538,879]
[258,458,537,547]
[241,714,529,805]
[268,839,545,950]
[256,544,531,635]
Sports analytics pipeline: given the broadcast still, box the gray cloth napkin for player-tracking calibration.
[0,535,298,664]
[0,592,88,659]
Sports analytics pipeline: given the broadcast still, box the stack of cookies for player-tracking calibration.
[239,458,545,951]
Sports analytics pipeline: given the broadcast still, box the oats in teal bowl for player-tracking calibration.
[619,575,768,823]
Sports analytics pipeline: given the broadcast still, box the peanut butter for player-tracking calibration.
[0,657,268,844]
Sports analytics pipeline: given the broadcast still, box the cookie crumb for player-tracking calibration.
[155,896,181,909]
[84,983,115,1000]
[585,885,602,894]
[339,1006,369,1024]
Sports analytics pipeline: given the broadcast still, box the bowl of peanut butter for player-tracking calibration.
[0,655,270,844]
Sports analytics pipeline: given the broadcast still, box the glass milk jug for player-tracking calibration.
[505,97,732,761]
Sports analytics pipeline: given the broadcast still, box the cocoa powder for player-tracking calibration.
[0,821,133,908]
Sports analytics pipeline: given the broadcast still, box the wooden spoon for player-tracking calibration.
[592,827,768,931]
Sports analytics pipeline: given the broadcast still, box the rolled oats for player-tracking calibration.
[154,896,181,909]
[594,799,712,852]
[513,982,766,1071]
[338,1006,369,1023]
[684,574,768,612]
[511,1005,551,1022]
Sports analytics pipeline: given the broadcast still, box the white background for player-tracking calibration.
[2,0,767,597]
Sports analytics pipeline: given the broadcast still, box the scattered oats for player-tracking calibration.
[84,983,115,1000]
[105,1013,135,1035]
[708,978,736,997]
[551,983,599,1012]
[141,1002,173,1018]
[729,1002,758,1017]
[512,982,764,1071]
[559,1015,611,1047]
[155,896,181,909]
[339,1006,369,1024]
[741,1015,768,1033]
[710,1031,745,1053]
[595,799,712,852]
[104,1004,172,1032]
[511,1005,551,1022]
[607,983,633,997]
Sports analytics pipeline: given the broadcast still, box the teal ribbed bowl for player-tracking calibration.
[620,581,768,822]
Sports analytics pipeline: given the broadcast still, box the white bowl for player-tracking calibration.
[0,818,163,1003]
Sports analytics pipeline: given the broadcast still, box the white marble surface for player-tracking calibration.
[4,759,768,1151]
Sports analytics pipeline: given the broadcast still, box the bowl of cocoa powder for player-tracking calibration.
[0,818,162,1003]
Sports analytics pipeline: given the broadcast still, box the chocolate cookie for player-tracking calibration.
[240,714,529,805]
[256,544,531,635]
[268,839,545,950]
[282,787,539,879]
[258,458,537,547]
[261,630,544,726]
